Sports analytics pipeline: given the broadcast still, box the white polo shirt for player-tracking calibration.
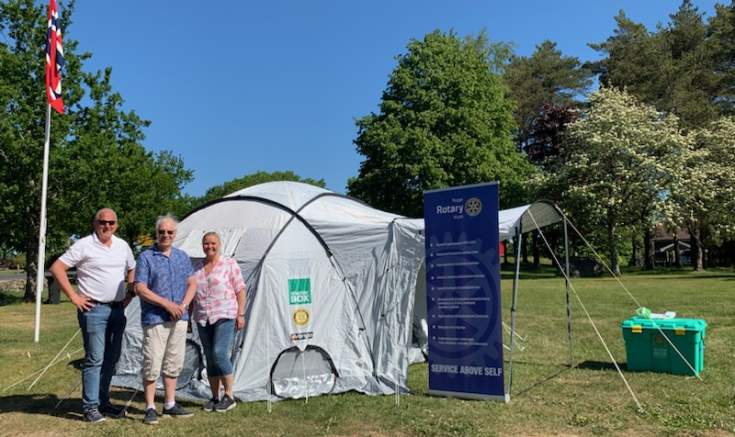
[58,233,136,302]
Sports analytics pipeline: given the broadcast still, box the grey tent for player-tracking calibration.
[112,182,564,402]
[114,181,426,401]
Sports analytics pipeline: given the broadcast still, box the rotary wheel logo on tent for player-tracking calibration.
[292,308,311,327]
[465,197,482,217]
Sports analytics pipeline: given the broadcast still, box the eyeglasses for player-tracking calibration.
[95,220,117,226]
[157,229,175,236]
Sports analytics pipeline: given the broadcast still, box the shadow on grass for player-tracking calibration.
[509,360,624,397]
[509,364,573,397]
[500,264,735,281]
[0,292,24,306]
[624,275,735,281]
[500,264,560,281]
[0,389,201,421]
[575,360,625,371]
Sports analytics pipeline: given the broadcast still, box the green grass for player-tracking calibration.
[0,267,734,437]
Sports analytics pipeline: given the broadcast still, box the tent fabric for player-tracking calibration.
[111,182,563,403]
[113,181,426,402]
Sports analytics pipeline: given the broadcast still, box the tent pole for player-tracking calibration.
[564,215,573,367]
[506,228,522,398]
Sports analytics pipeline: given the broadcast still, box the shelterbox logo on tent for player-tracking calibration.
[289,278,312,305]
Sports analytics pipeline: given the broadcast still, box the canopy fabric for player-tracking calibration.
[498,200,563,242]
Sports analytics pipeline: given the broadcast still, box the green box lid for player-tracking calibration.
[621,316,707,332]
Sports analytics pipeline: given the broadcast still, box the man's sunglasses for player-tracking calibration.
[95,220,117,226]
[157,229,175,236]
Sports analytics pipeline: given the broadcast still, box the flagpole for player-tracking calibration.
[34,103,53,343]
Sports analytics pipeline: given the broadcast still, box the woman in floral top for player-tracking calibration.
[191,231,246,412]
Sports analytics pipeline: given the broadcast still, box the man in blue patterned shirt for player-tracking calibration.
[134,214,197,425]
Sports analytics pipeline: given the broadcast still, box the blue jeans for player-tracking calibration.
[197,318,235,377]
[77,304,126,411]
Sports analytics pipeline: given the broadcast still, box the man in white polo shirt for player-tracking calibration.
[50,208,136,423]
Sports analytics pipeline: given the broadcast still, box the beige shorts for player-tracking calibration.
[142,320,188,381]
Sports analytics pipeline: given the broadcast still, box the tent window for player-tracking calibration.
[270,345,339,399]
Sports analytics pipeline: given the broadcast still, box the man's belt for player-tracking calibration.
[90,300,124,308]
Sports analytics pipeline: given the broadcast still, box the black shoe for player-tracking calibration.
[142,408,158,425]
[201,397,219,412]
[84,407,106,423]
[99,403,126,418]
[215,394,236,412]
[161,403,193,418]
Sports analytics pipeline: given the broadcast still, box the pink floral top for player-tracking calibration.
[192,256,246,326]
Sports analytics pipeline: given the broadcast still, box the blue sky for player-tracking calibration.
[65,1,716,197]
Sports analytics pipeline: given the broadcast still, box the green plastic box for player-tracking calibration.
[620,317,707,376]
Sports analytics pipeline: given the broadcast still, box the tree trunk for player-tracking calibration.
[532,231,540,268]
[23,232,40,303]
[673,232,682,268]
[608,221,621,276]
[631,233,638,266]
[643,228,655,270]
[689,224,704,272]
[521,236,529,264]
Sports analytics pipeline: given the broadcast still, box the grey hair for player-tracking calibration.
[155,213,178,231]
[94,208,117,221]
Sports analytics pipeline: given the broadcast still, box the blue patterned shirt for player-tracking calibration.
[135,243,194,326]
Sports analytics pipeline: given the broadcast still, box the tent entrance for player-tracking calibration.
[175,338,205,390]
[269,345,339,399]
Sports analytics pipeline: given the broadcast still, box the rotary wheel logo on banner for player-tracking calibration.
[465,197,482,217]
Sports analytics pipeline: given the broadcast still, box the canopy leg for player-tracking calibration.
[564,217,573,367]
[506,229,522,399]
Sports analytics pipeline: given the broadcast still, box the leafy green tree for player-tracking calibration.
[534,88,687,275]
[348,30,534,217]
[504,40,592,155]
[190,171,326,212]
[1,0,79,300]
[0,0,192,300]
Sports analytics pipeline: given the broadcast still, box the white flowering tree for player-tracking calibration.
[535,87,687,275]
[672,118,735,271]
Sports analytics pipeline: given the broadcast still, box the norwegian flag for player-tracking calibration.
[45,0,64,114]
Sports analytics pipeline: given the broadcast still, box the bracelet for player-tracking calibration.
[238,314,245,317]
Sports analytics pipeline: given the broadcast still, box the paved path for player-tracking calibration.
[0,272,27,281]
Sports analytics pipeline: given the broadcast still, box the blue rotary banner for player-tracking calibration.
[423,182,505,401]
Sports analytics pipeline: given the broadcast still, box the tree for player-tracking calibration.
[589,3,719,130]
[671,118,735,271]
[190,171,326,211]
[504,40,592,155]
[348,30,534,217]
[707,1,735,116]
[589,11,670,106]
[524,102,579,169]
[0,0,192,300]
[534,88,687,275]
